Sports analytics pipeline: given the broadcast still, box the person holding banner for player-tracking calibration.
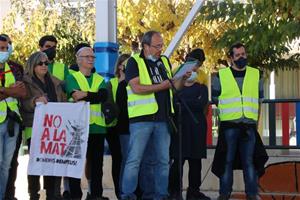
[0,35,26,200]
[20,51,66,200]
[65,46,108,200]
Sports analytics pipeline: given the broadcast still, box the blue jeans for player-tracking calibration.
[0,120,19,199]
[121,122,170,200]
[219,127,258,196]
[139,135,155,199]
[120,134,155,199]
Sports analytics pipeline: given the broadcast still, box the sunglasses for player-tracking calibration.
[37,61,49,66]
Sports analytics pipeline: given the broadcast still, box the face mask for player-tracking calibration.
[186,71,198,82]
[43,47,56,60]
[8,44,13,56]
[0,51,10,63]
[146,54,158,62]
[234,57,247,69]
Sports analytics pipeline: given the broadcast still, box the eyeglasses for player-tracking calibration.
[150,44,164,50]
[37,61,49,66]
[79,55,96,59]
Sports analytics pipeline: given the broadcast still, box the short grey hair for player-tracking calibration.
[25,51,48,77]
[141,30,161,49]
[76,46,93,57]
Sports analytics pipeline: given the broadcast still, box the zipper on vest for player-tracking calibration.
[241,96,245,117]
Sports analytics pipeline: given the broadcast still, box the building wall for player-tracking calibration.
[275,68,300,98]
[0,0,11,31]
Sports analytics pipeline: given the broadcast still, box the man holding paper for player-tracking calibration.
[121,30,190,200]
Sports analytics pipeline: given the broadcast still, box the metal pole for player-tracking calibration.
[163,0,205,58]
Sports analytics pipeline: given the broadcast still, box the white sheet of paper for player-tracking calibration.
[173,61,198,79]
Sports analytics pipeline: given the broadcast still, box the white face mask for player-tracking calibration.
[146,54,158,62]
[186,71,198,82]
[8,44,13,56]
[0,51,9,63]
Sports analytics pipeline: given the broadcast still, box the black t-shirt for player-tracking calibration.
[125,51,172,123]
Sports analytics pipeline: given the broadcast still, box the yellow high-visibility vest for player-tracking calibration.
[72,71,106,126]
[0,63,20,123]
[127,54,174,118]
[106,77,118,127]
[69,68,76,75]
[52,62,65,80]
[218,66,259,121]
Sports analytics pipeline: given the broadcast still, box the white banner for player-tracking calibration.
[28,102,90,178]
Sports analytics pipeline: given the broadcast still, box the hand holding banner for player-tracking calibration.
[28,102,90,178]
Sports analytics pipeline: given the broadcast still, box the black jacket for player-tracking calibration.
[212,123,269,178]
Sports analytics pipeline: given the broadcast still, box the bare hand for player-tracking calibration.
[12,81,25,88]
[72,90,87,101]
[1,81,26,98]
[160,80,171,90]
[183,70,192,80]
[35,96,48,104]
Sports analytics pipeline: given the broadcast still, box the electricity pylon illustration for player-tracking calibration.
[63,120,85,159]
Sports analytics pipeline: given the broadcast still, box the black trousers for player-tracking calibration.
[169,158,202,194]
[4,128,22,200]
[106,127,122,198]
[27,175,60,200]
[27,139,61,200]
[69,134,105,199]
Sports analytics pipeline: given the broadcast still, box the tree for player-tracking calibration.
[199,0,300,71]
[117,0,230,71]
[2,0,95,66]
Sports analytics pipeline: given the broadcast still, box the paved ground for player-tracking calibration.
[15,155,221,200]
[15,148,300,200]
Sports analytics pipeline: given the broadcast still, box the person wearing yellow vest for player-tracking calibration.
[0,35,26,200]
[104,53,131,199]
[120,31,190,200]
[211,43,267,200]
[20,51,66,200]
[65,47,109,200]
[39,35,69,81]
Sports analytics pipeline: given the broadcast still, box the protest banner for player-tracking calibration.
[28,102,90,178]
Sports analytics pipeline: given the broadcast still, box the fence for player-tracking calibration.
[206,99,300,149]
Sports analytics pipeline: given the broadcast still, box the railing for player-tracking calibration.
[206,99,300,149]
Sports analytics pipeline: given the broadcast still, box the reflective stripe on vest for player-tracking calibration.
[0,63,20,123]
[52,62,65,80]
[218,66,259,121]
[126,54,174,118]
[72,71,106,126]
[106,77,118,127]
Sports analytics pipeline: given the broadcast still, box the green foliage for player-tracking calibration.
[117,0,229,70]
[2,0,299,72]
[2,0,95,66]
[200,0,300,71]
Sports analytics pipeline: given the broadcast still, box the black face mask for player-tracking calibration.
[234,57,247,69]
[43,47,56,61]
